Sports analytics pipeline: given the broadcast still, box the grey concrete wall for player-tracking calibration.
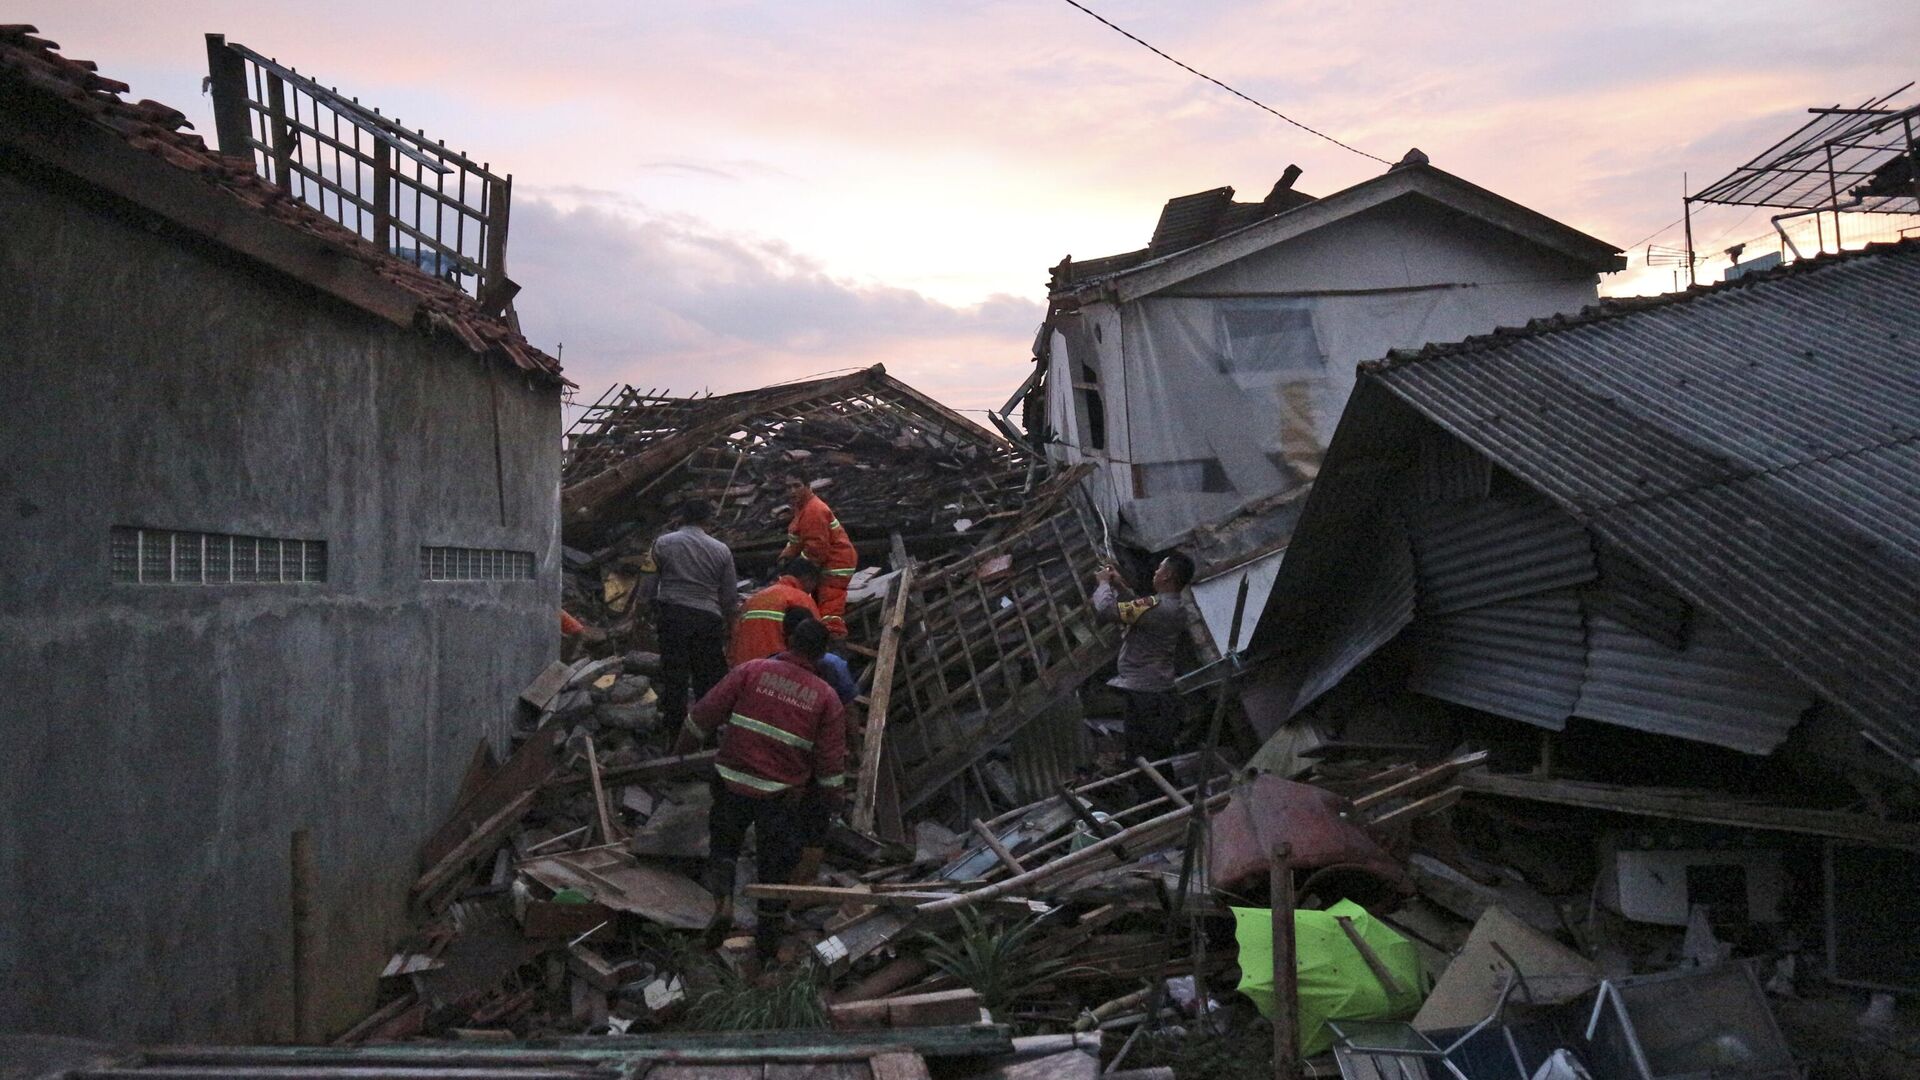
[0,169,561,1042]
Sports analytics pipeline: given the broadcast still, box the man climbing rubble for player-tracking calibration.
[1093,552,1195,768]
[727,557,821,666]
[645,499,739,737]
[673,616,847,961]
[778,472,858,639]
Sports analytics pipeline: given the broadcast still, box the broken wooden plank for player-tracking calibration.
[744,884,1041,911]
[852,563,915,834]
[1460,769,1920,848]
[830,989,984,1030]
[1350,751,1489,812]
[1365,787,1462,830]
[585,736,619,845]
[519,660,572,711]
[412,787,541,904]
[520,848,715,929]
[419,729,559,871]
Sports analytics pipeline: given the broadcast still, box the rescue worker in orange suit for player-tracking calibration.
[777,473,857,638]
[674,617,846,960]
[727,558,821,667]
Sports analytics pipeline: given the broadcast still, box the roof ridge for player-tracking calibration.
[1366,236,1920,373]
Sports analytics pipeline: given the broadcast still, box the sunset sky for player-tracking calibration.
[23,2,1920,412]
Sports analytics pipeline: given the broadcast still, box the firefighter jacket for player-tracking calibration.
[687,652,847,798]
[728,575,820,667]
[779,491,857,574]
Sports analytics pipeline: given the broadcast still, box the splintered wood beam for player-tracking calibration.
[1349,751,1490,812]
[410,787,539,904]
[852,563,916,834]
[1364,786,1462,830]
[971,817,1028,875]
[1133,757,1191,808]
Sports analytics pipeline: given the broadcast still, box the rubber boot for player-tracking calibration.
[703,858,736,950]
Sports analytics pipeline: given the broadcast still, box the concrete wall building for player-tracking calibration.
[1027,152,1624,552]
[0,28,565,1041]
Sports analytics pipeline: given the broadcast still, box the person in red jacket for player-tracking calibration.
[778,473,858,638]
[675,618,846,959]
[727,558,821,667]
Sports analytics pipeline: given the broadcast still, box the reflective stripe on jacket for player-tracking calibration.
[728,576,820,667]
[778,492,857,573]
[688,652,847,798]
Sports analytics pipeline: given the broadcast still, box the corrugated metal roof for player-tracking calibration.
[1577,612,1814,755]
[1371,241,1920,759]
[1415,425,1491,504]
[1408,589,1587,729]
[1408,493,1596,615]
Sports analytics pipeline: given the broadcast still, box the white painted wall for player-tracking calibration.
[1053,194,1602,549]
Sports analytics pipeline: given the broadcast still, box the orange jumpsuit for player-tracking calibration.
[728,575,820,667]
[779,491,857,637]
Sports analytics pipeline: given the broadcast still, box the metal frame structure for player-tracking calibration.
[1684,84,1920,278]
[203,34,517,314]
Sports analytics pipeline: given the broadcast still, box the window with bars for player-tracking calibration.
[419,546,535,581]
[111,527,327,584]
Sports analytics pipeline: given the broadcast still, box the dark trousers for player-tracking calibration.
[657,603,728,725]
[1122,688,1182,762]
[1123,689,1182,802]
[709,782,821,955]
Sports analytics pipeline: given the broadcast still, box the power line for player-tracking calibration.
[1054,0,1393,166]
[1623,214,1685,254]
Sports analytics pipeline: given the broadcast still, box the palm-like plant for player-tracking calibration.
[918,910,1084,1015]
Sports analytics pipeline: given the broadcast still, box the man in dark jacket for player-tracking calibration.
[675,618,845,959]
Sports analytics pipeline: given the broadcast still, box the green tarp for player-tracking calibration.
[1231,898,1425,1056]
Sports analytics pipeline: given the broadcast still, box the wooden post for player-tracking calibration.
[371,140,393,254]
[202,35,254,159]
[1270,843,1297,1080]
[479,174,513,310]
[263,72,296,196]
[290,828,317,1043]
[852,564,914,833]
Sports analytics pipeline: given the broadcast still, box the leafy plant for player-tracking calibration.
[918,909,1086,1015]
[684,959,829,1032]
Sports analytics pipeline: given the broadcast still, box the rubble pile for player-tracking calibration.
[557,365,1037,653]
[344,641,1920,1078]
[348,363,1919,1076]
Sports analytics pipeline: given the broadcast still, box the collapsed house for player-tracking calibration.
[1240,239,1920,777]
[557,364,1137,833]
[1229,241,1920,1052]
[0,27,563,1042]
[1019,153,1625,553]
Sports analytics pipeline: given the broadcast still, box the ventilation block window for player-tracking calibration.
[420,546,535,581]
[111,526,327,585]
